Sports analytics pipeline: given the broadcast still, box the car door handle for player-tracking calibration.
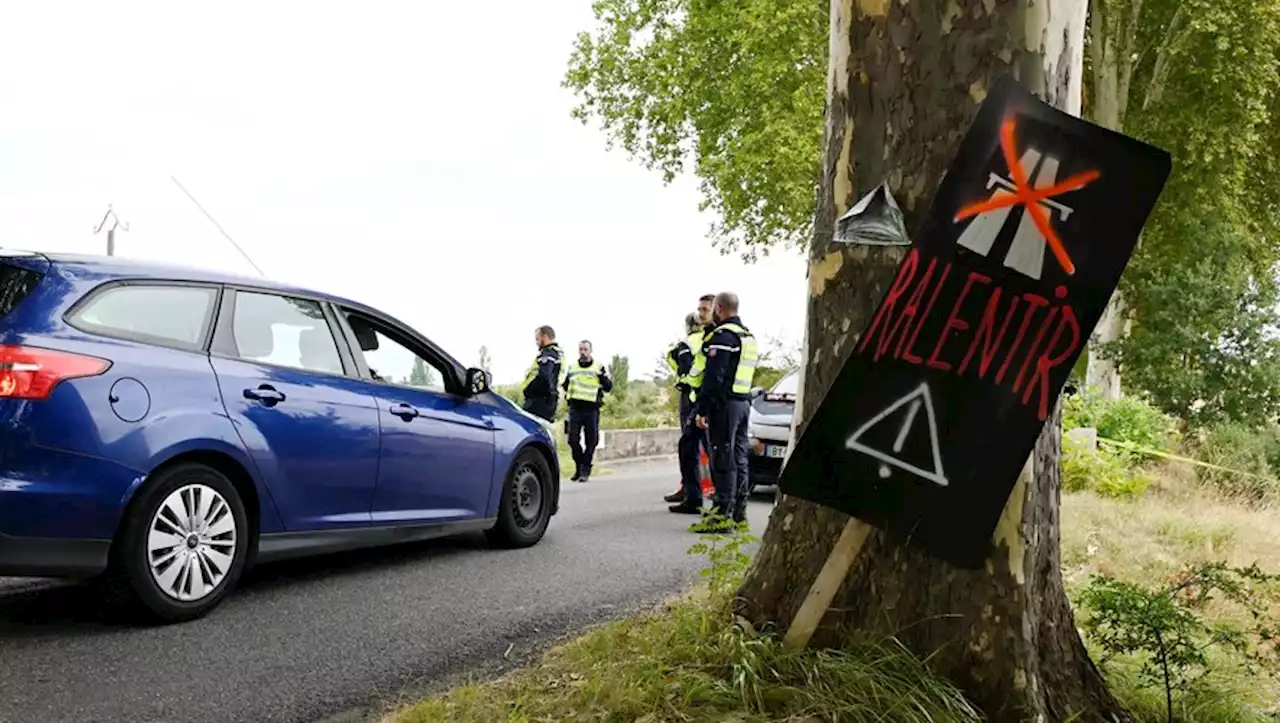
[243,385,286,405]
[389,403,420,420]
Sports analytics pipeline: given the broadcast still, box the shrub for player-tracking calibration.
[494,383,523,406]
[601,381,678,429]
[754,365,790,392]
[1104,661,1276,723]
[1064,389,1181,455]
[1193,423,1280,501]
[1063,434,1153,500]
[1077,562,1280,723]
[601,413,666,430]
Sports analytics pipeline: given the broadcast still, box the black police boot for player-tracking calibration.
[663,487,684,503]
[569,465,581,482]
[578,464,592,484]
[668,501,702,515]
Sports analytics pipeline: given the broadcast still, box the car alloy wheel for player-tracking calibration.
[147,484,238,602]
[511,463,544,529]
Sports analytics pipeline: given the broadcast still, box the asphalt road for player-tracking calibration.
[0,460,772,723]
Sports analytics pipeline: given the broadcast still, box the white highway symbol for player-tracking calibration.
[957,147,1073,281]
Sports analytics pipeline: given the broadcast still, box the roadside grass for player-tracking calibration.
[1061,465,1280,721]
[387,527,979,723]
[388,586,980,722]
[387,467,1280,723]
[553,437,625,479]
[1102,657,1275,723]
[1061,466,1280,589]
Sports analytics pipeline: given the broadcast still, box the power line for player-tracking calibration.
[170,176,266,277]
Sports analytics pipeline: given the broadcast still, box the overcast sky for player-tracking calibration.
[0,1,808,384]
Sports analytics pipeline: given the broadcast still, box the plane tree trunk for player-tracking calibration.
[735,0,1128,720]
[1083,0,1138,400]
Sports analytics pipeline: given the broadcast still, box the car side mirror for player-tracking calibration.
[465,367,490,396]
[750,386,765,399]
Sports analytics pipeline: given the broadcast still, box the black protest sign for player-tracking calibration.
[778,75,1171,569]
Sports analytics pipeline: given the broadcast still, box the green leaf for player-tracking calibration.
[564,0,826,259]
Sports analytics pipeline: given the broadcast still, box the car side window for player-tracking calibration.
[231,292,344,376]
[344,312,449,393]
[70,283,217,349]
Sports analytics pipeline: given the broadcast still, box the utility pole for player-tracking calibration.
[94,206,128,256]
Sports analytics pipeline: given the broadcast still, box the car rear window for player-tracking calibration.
[69,283,218,350]
[0,263,43,320]
[770,372,799,397]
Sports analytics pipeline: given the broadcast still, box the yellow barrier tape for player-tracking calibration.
[1095,436,1278,483]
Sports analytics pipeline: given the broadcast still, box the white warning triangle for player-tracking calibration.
[845,382,949,487]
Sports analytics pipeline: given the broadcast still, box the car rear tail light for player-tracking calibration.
[0,345,111,400]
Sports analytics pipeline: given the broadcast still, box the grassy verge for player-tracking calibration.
[388,592,982,723]
[386,529,979,723]
[1061,466,1280,721]
[386,469,1280,723]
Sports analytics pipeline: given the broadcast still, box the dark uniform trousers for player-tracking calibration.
[676,390,707,506]
[708,398,751,519]
[567,405,601,475]
[523,395,557,422]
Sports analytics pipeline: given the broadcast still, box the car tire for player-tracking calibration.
[486,449,553,549]
[104,462,250,624]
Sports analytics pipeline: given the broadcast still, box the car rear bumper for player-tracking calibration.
[0,533,110,577]
[0,442,143,541]
[748,441,787,488]
[0,448,132,576]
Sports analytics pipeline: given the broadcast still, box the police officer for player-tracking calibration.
[663,313,701,506]
[691,292,758,531]
[664,313,700,387]
[562,340,612,483]
[668,296,718,512]
[521,325,563,421]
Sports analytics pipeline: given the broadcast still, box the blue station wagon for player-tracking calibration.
[0,250,561,623]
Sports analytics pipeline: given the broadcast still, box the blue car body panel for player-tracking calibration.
[210,355,383,531]
[0,250,558,578]
[363,382,496,524]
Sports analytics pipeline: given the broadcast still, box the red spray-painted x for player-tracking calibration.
[954,117,1100,276]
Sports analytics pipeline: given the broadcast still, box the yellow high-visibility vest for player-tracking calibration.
[666,340,682,379]
[524,343,562,387]
[565,361,603,402]
[685,327,711,401]
[709,322,758,395]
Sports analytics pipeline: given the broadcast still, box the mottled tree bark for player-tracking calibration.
[1084,0,1141,400]
[736,0,1128,720]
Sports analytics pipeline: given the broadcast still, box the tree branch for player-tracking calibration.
[1154,627,1174,723]
[1142,3,1191,112]
[1089,0,1109,116]
[1116,0,1143,127]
